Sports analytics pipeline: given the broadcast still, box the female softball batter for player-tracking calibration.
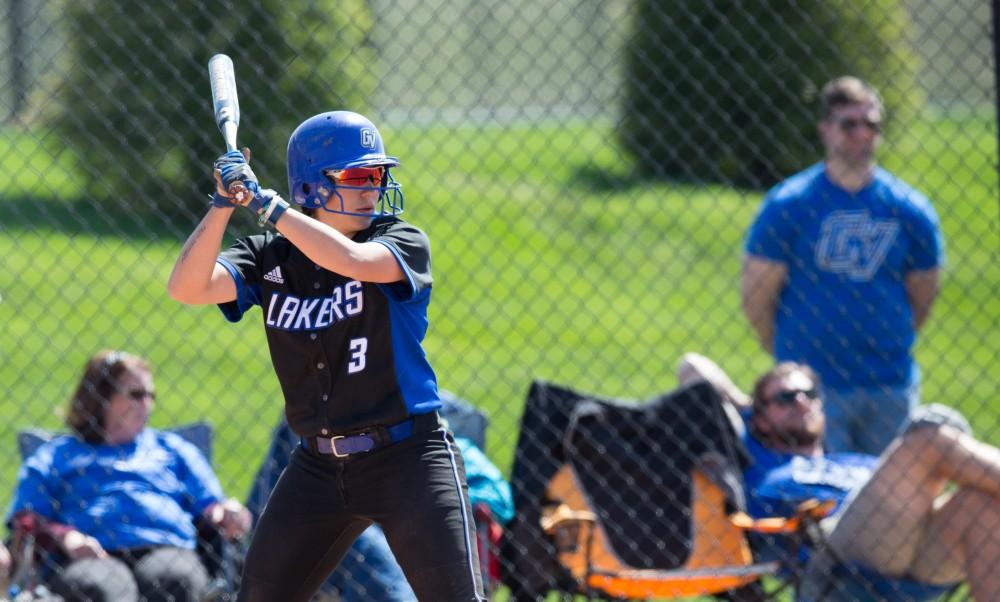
[168,110,485,601]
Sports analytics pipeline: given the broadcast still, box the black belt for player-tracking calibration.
[303,412,441,458]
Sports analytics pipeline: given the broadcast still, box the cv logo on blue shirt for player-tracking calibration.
[815,210,899,281]
[265,280,363,331]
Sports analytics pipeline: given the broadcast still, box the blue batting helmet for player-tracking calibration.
[286,111,403,217]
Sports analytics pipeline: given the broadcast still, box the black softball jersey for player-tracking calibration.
[215,215,441,436]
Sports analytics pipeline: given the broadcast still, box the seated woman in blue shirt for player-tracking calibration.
[7,350,251,602]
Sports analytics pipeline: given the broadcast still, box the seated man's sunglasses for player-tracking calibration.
[768,387,820,406]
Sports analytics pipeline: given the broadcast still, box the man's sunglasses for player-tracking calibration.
[326,167,384,187]
[126,388,156,402]
[767,387,819,407]
[835,117,882,135]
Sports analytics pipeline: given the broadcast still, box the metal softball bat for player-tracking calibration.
[208,53,240,153]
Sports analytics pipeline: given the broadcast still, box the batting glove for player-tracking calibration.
[213,149,247,171]
[215,150,263,210]
[209,151,244,208]
[209,190,237,209]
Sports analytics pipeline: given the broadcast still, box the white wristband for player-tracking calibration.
[260,198,278,224]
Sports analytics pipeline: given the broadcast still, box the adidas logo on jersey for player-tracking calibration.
[263,266,284,284]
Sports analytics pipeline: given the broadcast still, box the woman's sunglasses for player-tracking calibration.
[326,167,384,187]
[126,388,156,402]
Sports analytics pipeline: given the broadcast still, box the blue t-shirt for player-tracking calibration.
[740,415,955,599]
[742,433,876,519]
[744,163,944,389]
[7,429,224,551]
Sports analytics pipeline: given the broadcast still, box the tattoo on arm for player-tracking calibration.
[178,222,209,265]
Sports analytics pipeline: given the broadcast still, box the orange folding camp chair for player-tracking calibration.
[501,380,826,601]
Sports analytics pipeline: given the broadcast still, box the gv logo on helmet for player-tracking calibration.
[360,128,376,149]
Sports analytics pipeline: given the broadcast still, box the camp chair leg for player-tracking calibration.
[582,516,596,596]
[718,580,768,602]
[473,503,505,595]
[579,588,628,602]
[576,517,630,601]
[7,533,38,597]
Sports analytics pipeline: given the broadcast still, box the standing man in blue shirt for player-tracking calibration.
[741,76,944,454]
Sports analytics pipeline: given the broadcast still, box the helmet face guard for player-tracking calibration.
[314,167,404,217]
[287,111,404,218]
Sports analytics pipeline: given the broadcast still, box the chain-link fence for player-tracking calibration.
[1,0,997,600]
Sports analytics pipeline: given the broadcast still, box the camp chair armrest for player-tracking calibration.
[731,512,798,534]
[540,503,597,534]
[795,498,837,520]
[730,499,837,534]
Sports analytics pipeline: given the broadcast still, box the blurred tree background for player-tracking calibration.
[0,2,995,598]
[40,0,373,217]
[620,0,922,187]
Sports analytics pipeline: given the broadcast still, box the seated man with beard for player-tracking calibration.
[678,354,1000,602]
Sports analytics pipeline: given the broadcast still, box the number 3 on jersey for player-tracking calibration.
[347,337,368,374]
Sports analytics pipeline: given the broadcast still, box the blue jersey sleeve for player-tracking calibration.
[745,194,798,263]
[217,234,268,322]
[164,434,225,515]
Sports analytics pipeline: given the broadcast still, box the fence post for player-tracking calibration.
[7,0,28,121]
[992,0,1000,204]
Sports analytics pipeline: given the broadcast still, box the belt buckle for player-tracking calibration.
[329,435,351,458]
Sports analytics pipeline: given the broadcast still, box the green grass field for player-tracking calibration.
[1,112,998,529]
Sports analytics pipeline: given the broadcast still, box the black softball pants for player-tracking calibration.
[237,427,486,602]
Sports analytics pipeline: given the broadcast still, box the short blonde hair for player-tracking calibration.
[819,76,883,120]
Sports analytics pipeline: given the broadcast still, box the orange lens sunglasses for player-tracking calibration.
[328,167,384,187]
